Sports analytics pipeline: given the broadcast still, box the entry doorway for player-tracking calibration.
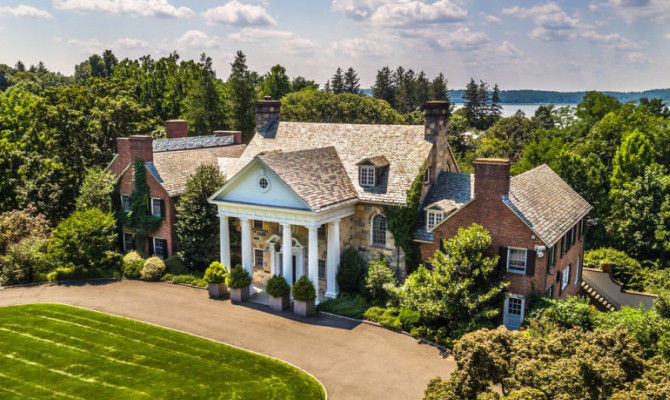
[503,294,525,330]
[279,255,298,284]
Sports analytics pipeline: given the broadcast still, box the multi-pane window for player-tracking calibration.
[123,232,134,253]
[153,238,167,259]
[120,195,131,213]
[253,219,263,230]
[426,210,445,230]
[318,259,326,280]
[574,257,580,287]
[360,166,376,187]
[546,284,554,298]
[151,198,163,218]
[507,248,527,274]
[254,249,264,269]
[371,214,387,246]
[546,245,556,273]
[562,265,571,290]
[507,297,523,316]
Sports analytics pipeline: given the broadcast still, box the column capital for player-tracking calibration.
[280,222,292,227]
[239,217,250,222]
[305,223,321,230]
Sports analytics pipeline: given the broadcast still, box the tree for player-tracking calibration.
[429,73,448,101]
[343,67,360,94]
[414,71,431,106]
[639,97,670,118]
[15,61,25,72]
[330,67,345,94]
[228,51,256,142]
[462,78,481,129]
[183,53,228,135]
[372,66,395,107]
[75,168,117,213]
[576,91,621,126]
[259,64,291,100]
[611,130,654,190]
[290,76,318,92]
[532,104,555,129]
[175,164,226,271]
[0,207,50,255]
[395,68,416,113]
[489,83,502,121]
[101,49,118,78]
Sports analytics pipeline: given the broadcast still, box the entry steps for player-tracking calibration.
[580,281,617,312]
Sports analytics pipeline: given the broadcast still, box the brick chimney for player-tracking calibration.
[213,130,242,144]
[126,135,153,163]
[423,100,451,174]
[255,96,280,138]
[473,158,510,200]
[165,120,188,139]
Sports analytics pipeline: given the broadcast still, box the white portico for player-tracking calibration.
[209,147,358,299]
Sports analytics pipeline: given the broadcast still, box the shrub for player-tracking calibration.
[122,251,144,279]
[75,168,117,213]
[141,257,166,281]
[266,275,290,298]
[336,247,367,294]
[0,238,49,286]
[165,255,188,275]
[162,273,207,288]
[0,207,50,254]
[365,255,396,306]
[46,266,105,281]
[584,248,643,290]
[225,265,251,289]
[204,261,227,284]
[594,306,669,359]
[292,276,316,302]
[364,306,402,330]
[654,294,670,319]
[398,308,421,330]
[526,295,597,330]
[316,293,370,319]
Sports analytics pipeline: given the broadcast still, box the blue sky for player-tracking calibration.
[0,0,668,91]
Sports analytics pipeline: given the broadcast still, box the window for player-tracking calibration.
[122,232,134,253]
[254,249,264,269]
[424,165,432,184]
[507,297,523,316]
[318,224,326,240]
[253,219,263,230]
[579,217,586,239]
[574,257,580,287]
[360,165,376,187]
[371,214,387,246]
[151,198,163,218]
[546,245,556,273]
[569,226,576,247]
[318,259,326,280]
[561,265,571,290]
[426,210,445,230]
[507,248,527,274]
[257,175,270,192]
[546,284,554,298]
[120,195,130,213]
[152,237,167,259]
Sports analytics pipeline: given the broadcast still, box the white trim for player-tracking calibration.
[359,165,376,187]
[152,237,167,259]
[257,175,270,192]
[122,232,133,253]
[423,165,432,184]
[426,210,445,231]
[370,213,388,247]
[574,257,580,287]
[213,200,355,227]
[562,264,571,290]
[120,194,131,213]
[150,197,162,218]
[506,247,527,275]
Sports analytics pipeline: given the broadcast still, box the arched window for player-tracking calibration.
[371,214,387,246]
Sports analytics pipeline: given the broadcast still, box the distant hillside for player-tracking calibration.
[361,88,670,104]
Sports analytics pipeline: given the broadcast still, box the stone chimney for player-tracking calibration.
[423,100,451,174]
[473,158,510,200]
[213,130,242,144]
[165,119,188,139]
[255,96,280,138]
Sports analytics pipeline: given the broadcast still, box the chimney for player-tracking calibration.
[213,130,243,144]
[127,135,153,163]
[423,100,451,174]
[473,158,510,200]
[255,96,280,138]
[165,119,188,139]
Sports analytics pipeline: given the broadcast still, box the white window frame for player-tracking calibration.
[506,247,527,274]
[360,165,376,187]
[370,213,387,247]
[562,264,570,290]
[153,237,167,259]
[424,165,432,184]
[253,248,264,269]
[120,194,131,213]
[150,198,162,218]
[122,232,133,253]
[574,257,580,287]
[426,210,445,231]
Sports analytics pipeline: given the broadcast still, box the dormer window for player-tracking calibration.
[360,165,376,187]
[357,155,389,188]
[426,210,445,230]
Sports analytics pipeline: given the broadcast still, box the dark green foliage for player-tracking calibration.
[165,255,188,275]
[329,67,344,94]
[121,160,161,249]
[316,293,370,319]
[336,247,367,294]
[365,255,397,306]
[372,66,395,107]
[462,78,500,130]
[576,91,621,125]
[226,264,251,289]
[161,273,207,288]
[363,306,402,330]
[343,67,360,94]
[526,295,596,330]
[398,308,421,330]
[583,248,644,290]
[174,164,226,271]
[228,51,256,142]
[203,261,226,284]
[122,250,144,279]
[259,65,291,100]
[292,275,316,302]
[75,168,117,213]
[266,275,290,298]
[183,54,228,135]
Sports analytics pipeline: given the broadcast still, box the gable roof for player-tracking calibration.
[228,121,432,206]
[506,164,592,245]
[357,155,390,168]
[256,147,358,211]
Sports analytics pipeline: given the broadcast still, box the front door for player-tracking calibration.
[503,295,524,330]
[292,255,297,284]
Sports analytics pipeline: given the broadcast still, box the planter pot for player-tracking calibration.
[293,299,315,317]
[269,294,290,312]
[208,282,228,299]
[230,285,250,303]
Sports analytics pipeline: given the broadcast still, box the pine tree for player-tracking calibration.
[15,61,25,72]
[330,67,345,94]
[372,66,395,107]
[395,68,416,113]
[228,51,256,143]
[343,67,360,94]
[490,83,502,120]
[414,71,431,107]
[184,53,227,136]
[324,80,331,92]
[429,73,449,101]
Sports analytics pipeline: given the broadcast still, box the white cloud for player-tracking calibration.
[116,37,150,49]
[440,26,489,51]
[332,0,466,26]
[607,0,670,22]
[331,0,379,20]
[581,30,644,50]
[495,41,522,58]
[0,4,52,18]
[203,1,275,26]
[228,28,317,54]
[625,52,650,64]
[483,14,502,25]
[67,38,104,53]
[665,33,670,40]
[503,2,580,41]
[175,30,219,49]
[332,37,392,57]
[67,36,153,52]
[53,0,194,18]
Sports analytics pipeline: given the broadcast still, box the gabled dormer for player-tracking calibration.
[356,156,389,188]
[424,199,459,231]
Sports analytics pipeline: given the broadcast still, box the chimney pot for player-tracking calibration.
[473,158,510,200]
[165,119,188,139]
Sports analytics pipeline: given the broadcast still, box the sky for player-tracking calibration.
[0,0,669,91]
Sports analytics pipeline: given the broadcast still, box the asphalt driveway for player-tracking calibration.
[0,280,455,400]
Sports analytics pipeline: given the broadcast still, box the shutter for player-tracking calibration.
[526,250,536,276]
[159,199,166,220]
[148,237,154,256]
[498,246,508,270]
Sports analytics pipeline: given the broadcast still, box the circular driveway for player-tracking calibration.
[0,280,455,399]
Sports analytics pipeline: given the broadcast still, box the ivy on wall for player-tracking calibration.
[383,164,425,270]
[120,159,162,250]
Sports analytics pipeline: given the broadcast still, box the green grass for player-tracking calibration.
[0,304,325,399]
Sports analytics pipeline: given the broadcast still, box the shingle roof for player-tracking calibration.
[257,147,358,211]
[228,122,432,205]
[506,164,592,245]
[152,144,246,196]
[152,135,234,152]
[357,155,390,168]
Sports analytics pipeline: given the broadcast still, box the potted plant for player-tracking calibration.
[226,265,252,302]
[204,261,228,298]
[292,276,316,317]
[266,275,290,311]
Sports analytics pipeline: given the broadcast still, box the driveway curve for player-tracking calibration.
[0,280,455,400]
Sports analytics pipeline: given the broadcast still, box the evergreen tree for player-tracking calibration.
[372,66,395,107]
[490,83,502,120]
[323,80,331,92]
[291,76,318,92]
[183,53,227,136]
[395,68,416,113]
[343,67,360,94]
[15,61,25,72]
[259,64,291,100]
[429,73,448,101]
[228,50,256,143]
[330,67,345,94]
[462,78,481,128]
[101,49,118,78]
[414,71,431,107]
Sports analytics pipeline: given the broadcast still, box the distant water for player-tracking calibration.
[453,103,576,118]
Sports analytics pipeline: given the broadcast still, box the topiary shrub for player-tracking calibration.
[122,251,144,279]
[141,256,166,281]
[365,255,396,306]
[225,265,251,289]
[266,275,290,298]
[292,276,316,302]
[204,261,227,284]
[165,255,188,275]
[336,247,367,294]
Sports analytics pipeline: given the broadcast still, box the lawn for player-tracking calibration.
[0,304,325,399]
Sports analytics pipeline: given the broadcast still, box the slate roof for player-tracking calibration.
[506,164,592,245]
[229,122,432,205]
[152,135,234,152]
[257,147,358,211]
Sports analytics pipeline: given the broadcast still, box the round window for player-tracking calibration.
[258,176,270,192]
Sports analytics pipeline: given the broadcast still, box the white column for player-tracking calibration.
[282,223,293,286]
[219,216,230,271]
[326,219,340,298]
[307,225,319,300]
[240,218,252,276]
